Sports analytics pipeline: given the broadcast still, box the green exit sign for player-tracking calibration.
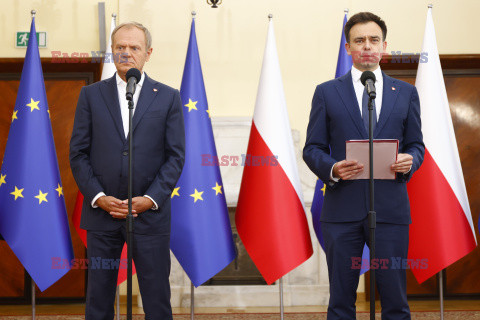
[15,32,47,48]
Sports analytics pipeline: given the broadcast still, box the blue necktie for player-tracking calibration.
[362,88,377,133]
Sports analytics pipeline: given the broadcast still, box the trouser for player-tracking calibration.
[322,219,411,320]
[85,228,172,320]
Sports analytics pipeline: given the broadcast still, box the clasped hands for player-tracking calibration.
[95,196,154,219]
[333,153,413,180]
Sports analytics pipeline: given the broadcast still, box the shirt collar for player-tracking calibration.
[116,71,145,88]
[351,65,382,84]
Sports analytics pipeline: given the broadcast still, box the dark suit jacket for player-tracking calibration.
[303,71,424,225]
[70,73,185,235]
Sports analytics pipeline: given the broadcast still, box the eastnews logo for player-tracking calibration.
[349,51,429,64]
[201,154,279,167]
[52,257,127,270]
[51,51,129,64]
[351,257,428,270]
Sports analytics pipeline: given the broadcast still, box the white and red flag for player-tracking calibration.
[407,7,477,283]
[235,18,313,285]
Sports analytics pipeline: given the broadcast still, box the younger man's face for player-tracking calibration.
[346,21,387,71]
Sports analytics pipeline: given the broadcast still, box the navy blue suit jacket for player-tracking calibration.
[70,74,185,234]
[303,71,424,225]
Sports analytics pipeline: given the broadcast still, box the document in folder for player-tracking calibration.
[345,139,399,180]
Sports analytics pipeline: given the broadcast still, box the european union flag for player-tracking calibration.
[0,18,73,291]
[311,12,352,251]
[334,13,353,80]
[311,12,370,274]
[170,18,235,287]
[311,182,326,250]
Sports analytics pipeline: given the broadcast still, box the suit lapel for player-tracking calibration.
[100,74,126,142]
[375,72,400,137]
[132,74,158,134]
[335,71,367,138]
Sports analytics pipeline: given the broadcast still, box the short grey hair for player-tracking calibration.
[111,21,152,49]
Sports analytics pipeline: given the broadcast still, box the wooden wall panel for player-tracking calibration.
[37,79,87,298]
[0,242,24,297]
[384,74,480,297]
[442,77,480,295]
[0,58,100,302]
[0,80,28,298]
[0,78,86,298]
[364,56,480,298]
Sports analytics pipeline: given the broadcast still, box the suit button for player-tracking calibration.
[123,151,128,156]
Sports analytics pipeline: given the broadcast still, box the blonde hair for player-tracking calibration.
[111,21,152,49]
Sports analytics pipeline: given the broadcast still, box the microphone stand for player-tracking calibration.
[368,95,377,320]
[126,98,134,320]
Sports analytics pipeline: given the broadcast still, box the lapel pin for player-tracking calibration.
[153,88,158,92]
[392,87,396,91]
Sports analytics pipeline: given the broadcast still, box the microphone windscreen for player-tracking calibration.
[126,68,142,83]
[360,71,376,86]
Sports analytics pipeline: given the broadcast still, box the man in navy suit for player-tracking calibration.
[303,12,424,319]
[70,22,185,320]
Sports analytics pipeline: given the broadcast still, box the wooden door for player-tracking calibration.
[0,58,101,302]
[364,55,480,299]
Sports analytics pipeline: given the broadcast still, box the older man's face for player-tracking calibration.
[345,21,387,71]
[112,26,152,81]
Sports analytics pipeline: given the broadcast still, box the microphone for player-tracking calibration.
[125,68,142,101]
[360,71,376,99]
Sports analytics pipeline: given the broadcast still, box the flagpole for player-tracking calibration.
[29,12,37,320]
[367,72,377,320]
[116,286,120,320]
[266,13,285,320]
[429,4,444,320]
[189,14,196,320]
[279,277,284,320]
[429,5,444,320]
[267,14,286,318]
[439,269,444,320]
[111,13,121,320]
[31,279,36,320]
[190,282,195,320]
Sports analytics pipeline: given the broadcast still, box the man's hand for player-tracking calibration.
[391,153,413,173]
[333,160,364,180]
[121,197,154,215]
[96,196,137,219]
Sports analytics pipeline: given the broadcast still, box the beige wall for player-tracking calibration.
[2,0,479,149]
[0,0,119,57]
[2,0,478,296]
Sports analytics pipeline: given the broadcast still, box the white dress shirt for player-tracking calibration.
[91,72,158,210]
[116,72,145,138]
[351,65,383,120]
[330,66,383,181]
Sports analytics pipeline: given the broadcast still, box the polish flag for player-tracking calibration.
[72,15,136,285]
[407,7,477,283]
[72,192,87,245]
[235,18,313,285]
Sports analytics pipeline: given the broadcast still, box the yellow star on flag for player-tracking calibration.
[11,186,24,200]
[212,182,223,195]
[12,110,18,122]
[0,174,6,187]
[26,98,40,112]
[55,184,63,197]
[206,108,211,118]
[171,187,180,198]
[190,189,204,203]
[184,99,198,112]
[35,190,48,204]
[321,184,326,196]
